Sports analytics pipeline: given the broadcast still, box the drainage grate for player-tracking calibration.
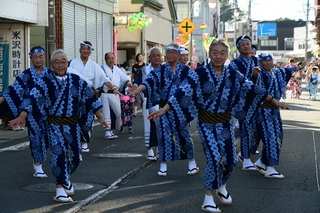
[22,183,106,192]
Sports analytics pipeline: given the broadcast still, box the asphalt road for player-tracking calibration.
[0,82,320,213]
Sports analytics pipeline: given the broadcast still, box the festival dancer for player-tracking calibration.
[129,47,162,160]
[253,52,306,178]
[148,39,288,213]
[69,41,120,152]
[128,43,199,176]
[100,52,131,138]
[9,49,108,202]
[229,35,261,169]
[0,46,53,178]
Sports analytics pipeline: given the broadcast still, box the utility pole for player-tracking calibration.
[305,0,309,61]
[222,0,225,36]
[45,0,56,68]
[234,0,238,58]
[247,0,251,35]
[189,0,193,63]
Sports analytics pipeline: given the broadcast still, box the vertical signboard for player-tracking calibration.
[0,44,9,95]
[11,29,24,81]
[252,22,258,44]
[0,31,9,96]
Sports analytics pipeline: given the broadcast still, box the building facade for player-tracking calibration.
[0,0,48,94]
[115,0,176,64]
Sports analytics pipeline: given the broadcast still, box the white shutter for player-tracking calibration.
[75,4,86,59]
[103,13,112,56]
[86,8,97,62]
[97,12,103,65]
[63,0,75,60]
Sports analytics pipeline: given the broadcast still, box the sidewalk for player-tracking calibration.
[0,119,28,144]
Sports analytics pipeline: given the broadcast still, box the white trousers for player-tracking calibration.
[143,97,159,147]
[101,93,121,131]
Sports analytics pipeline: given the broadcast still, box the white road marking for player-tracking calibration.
[312,131,320,191]
[64,161,150,213]
[64,129,199,213]
[0,141,29,153]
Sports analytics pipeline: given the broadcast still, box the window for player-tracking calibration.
[175,3,189,22]
[227,38,234,43]
[286,41,294,49]
[260,40,277,46]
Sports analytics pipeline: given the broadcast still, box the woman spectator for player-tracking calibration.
[131,53,145,116]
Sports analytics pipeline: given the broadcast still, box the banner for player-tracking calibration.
[0,43,9,95]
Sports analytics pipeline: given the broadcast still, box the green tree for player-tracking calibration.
[219,0,245,22]
[274,17,296,21]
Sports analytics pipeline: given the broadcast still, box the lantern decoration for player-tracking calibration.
[230,45,237,51]
[223,36,227,41]
[312,50,319,57]
[200,23,207,30]
[125,12,152,33]
[200,33,215,57]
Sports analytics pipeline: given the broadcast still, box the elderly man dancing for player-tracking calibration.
[0,46,53,178]
[253,52,306,178]
[149,40,289,212]
[129,43,199,177]
[9,49,108,203]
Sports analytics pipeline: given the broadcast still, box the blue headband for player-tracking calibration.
[258,52,273,61]
[251,47,256,52]
[29,48,45,57]
[236,35,251,48]
[166,46,178,52]
[80,41,94,51]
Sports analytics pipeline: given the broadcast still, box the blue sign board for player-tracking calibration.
[258,23,277,37]
[0,43,9,95]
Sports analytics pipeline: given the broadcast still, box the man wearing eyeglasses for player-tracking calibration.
[0,46,53,179]
[9,49,109,203]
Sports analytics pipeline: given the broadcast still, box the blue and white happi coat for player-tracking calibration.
[142,62,193,161]
[229,55,260,158]
[167,63,267,190]
[2,65,53,163]
[20,72,102,185]
[255,66,296,166]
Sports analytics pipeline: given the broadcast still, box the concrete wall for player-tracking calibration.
[118,0,142,12]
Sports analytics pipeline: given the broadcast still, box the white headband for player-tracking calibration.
[79,41,94,51]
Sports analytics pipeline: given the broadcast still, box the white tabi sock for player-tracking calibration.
[218,184,227,196]
[160,162,167,172]
[82,143,88,149]
[105,130,111,137]
[147,149,155,157]
[243,158,254,168]
[217,184,232,203]
[188,159,197,170]
[203,194,219,212]
[265,166,278,175]
[56,187,67,197]
[34,164,44,174]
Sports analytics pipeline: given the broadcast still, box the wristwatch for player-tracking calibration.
[112,86,117,90]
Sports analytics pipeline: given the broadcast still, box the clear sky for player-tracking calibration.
[236,0,315,21]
